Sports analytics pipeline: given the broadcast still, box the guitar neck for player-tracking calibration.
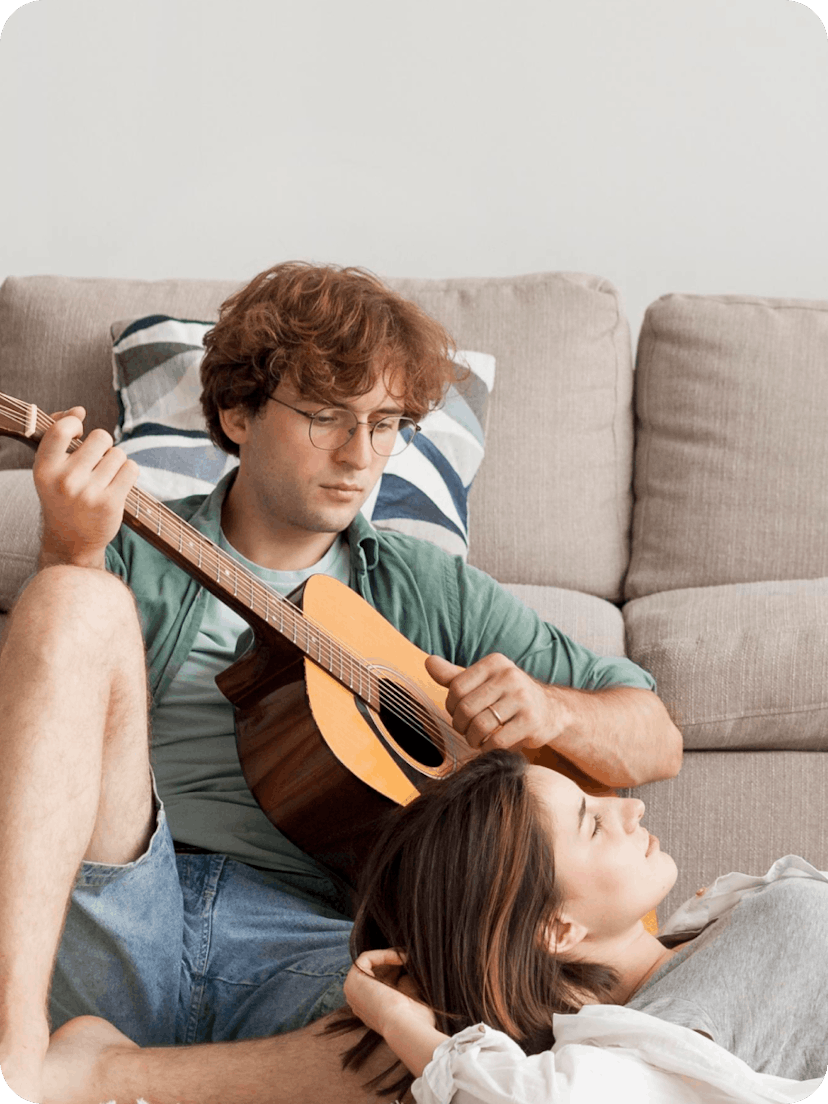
[0,393,380,708]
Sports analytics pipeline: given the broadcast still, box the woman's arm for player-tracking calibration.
[343,950,449,1078]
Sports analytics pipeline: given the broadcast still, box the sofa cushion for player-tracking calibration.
[627,293,828,599]
[502,582,627,658]
[0,271,636,600]
[0,470,40,610]
[622,749,828,924]
[111,314,495,559]
[624,579,828,751]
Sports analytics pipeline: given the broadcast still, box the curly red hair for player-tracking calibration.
[200,262,458,456]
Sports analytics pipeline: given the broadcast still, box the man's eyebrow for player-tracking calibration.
[578,797,586,831]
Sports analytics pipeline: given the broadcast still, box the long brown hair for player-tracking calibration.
[200,261,458,455]
[333,750,619,1096]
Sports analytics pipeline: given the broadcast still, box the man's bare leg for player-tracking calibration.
[0,567,153,1102]
[43,1013,406,1104]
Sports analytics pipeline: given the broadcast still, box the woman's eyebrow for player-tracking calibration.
[577,797,586,830]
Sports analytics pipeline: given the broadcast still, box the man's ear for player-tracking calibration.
[548,914,589,957]
[219,406,249,448]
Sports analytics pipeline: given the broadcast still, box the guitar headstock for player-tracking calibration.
[0,392,43,449]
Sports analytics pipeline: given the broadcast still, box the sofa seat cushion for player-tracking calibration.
[502,582,627,659]
[627,293,828,599]
[625,579,828,751]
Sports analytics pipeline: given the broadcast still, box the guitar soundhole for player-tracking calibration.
[378,677,444,768]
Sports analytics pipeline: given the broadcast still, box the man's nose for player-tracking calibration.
[334,423,374,468]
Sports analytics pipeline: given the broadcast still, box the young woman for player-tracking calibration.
[336,750,827,1100]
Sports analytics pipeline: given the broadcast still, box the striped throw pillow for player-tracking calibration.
[111,315,494,558]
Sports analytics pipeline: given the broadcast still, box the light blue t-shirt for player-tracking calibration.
[150,531,351,880]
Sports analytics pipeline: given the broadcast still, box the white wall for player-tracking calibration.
[1,0,827,340]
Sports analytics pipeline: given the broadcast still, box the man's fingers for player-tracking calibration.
[424,654,464,688]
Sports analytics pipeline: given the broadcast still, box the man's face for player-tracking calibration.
[219,370,406,543]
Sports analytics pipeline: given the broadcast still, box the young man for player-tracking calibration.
[0,263,681,1102]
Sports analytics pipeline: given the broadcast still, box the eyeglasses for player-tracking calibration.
[268,395,420,457]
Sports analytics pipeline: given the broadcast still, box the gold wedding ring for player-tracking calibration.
[488,705,504,728]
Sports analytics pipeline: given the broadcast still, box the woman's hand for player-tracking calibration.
[344,949,448,1078]
[344,949,435,1037]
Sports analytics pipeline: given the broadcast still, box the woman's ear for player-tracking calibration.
[219,406,249,447]
[548,914,589,957]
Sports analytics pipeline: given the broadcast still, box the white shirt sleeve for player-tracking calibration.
[410,1014,821,1104]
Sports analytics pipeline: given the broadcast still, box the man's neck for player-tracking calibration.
[220,481,342,571]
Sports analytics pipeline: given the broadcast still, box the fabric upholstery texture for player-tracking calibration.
[623,750,828,923]
[628,293,828,599]
[625,579,828,751]
[501,582,627,659]
[390,273,635,600]
[0,470,39,607]
[110,314,495,558]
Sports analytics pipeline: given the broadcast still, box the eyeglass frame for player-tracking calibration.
[266,394,421,456]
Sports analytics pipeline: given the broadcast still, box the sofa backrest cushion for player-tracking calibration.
[627,293,828,599]
[0,271,635,599]
[625,580,828,751]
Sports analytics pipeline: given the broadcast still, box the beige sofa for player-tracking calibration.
[1,272,827,921]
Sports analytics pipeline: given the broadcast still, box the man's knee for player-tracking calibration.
[10,567,141,656]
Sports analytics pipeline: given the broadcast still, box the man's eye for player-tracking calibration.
[373,418,399,434]
[592,814,603,836]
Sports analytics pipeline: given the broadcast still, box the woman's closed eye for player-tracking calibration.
[592,813,604,836]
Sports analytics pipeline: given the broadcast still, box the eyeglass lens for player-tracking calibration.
[309,408,417,456]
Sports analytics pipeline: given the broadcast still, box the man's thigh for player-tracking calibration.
[177,856,353,1044]
[49,802,184,1047]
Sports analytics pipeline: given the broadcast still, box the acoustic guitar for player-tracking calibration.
[0,392,477,884]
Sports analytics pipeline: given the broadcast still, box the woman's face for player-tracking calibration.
[527,766,678,943]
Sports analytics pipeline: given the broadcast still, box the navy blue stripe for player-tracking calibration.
[412,435,468,527]
[373,475,466,542]
[114,316,212,344]
[121,424,212,442]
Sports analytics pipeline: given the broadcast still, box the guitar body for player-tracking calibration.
[217,573,463,884]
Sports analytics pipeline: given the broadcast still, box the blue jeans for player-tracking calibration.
[49,802,353,1046]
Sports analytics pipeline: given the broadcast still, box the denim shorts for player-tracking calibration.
[48,801,353,1046]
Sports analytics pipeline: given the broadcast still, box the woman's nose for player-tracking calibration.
[623,797,646,831]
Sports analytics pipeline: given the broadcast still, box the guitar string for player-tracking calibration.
[1,396,475,766]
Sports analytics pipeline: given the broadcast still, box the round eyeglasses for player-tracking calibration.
[268,396,420,457]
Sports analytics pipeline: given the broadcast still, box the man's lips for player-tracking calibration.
[645,833,660,857]
[321,484,363,494]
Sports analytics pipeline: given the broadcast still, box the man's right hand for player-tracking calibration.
[33,407,140,570]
